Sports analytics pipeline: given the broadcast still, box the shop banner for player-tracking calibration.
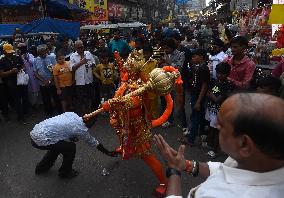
[268,4,284,24]
[108,2,123,18]
[69,0,108,22]
[92,0,108,21]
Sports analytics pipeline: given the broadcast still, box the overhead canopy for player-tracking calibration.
[0,24,24,36]
[80,24,119,30]
[0,0,32,6]
[80,22,147,30]
[117,22,147,28]
[21,17,80,40]
[46,0,86,12]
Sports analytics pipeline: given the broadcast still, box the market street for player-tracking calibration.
[0,110,226,198]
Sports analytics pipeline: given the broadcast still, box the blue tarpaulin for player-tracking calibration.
[46,0,88,18]
[175,0,189,5]
[0,0,32,6]
[0,24,24,36]
[21,17,80,40]
[0,18,80,40]
[47,0,85,12]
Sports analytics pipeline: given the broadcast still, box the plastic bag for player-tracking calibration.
[17,69,29,85]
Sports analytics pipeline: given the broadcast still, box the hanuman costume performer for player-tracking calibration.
[84,49,182,197]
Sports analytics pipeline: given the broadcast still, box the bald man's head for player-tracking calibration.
[224,93,284,160]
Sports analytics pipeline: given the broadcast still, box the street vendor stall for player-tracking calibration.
[80,22,147,32]
[80,22,148,38]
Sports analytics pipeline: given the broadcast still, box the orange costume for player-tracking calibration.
[84,49,182,197]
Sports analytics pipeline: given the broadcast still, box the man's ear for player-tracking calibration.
[239,135,255,157]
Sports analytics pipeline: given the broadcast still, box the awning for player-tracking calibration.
[80,24,119,30]
[0,0,32,6]
[117,22,147,28]
[0,17,80,40]
[22,17,80,40]
[46,0,87,12]
[0,24,24,36]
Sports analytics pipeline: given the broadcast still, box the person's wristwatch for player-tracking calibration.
[166,167,181,178]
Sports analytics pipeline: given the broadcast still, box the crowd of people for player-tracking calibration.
[1,21,284,152]
[1,20,284,197]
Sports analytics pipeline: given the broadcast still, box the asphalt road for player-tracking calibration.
[0,109,226,198]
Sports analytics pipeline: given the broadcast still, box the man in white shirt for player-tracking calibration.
[208,39,227,79]
[154,93,284,198]
[30,112,117,178]
[70,40,96,116]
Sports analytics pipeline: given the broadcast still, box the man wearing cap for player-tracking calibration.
[0,43,26,121]
[208,39,227,79]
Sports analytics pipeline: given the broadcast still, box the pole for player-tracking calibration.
[39,0,47,18]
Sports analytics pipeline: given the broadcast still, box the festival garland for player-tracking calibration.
[151,93,173,128]
[162,66,183,85]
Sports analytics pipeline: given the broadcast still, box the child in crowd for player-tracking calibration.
[206,62,233,158]
[53,53,73,112]
[93,52,117,103]
[257,75,281,96]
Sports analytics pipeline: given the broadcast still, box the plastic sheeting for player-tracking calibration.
[0,0,32,6]
[0,18,80,40]
[47,0,85,12]
[0,24,23,36]
[21,17,80,40]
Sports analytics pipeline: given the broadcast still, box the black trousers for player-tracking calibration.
[93,81,101,109]
[75,84,93,116]
[1,83,29,119]
[40,85,62,116]
[0,83,9,117]
[207,127,219,152]
[31,139,76,174]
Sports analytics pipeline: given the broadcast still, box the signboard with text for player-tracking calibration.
[108,2,124,18]
[69,0,108,22]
